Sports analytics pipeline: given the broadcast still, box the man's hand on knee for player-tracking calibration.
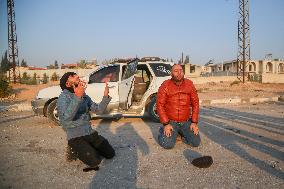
[190,123,199,135]
[164,124,174,137]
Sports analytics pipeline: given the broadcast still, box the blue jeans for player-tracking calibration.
[158,120,201,149]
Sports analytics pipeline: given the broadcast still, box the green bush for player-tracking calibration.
[0,76,13,98]
[22,72,29,80]
[20,72,37,85]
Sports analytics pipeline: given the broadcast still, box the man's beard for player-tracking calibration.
[66,86,75,93]
[66,82,78,93]
[171,75,184,82]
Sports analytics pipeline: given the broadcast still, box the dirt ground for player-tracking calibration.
[4,81,59,103]
[2,81,284,103]
[196,81,284,100]
[0,102,283,188]
[0,80,283,188]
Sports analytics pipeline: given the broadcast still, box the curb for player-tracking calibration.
[0,103,32,112]
[200,96,280,106]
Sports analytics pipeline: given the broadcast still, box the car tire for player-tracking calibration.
[147,96,160,123]
[47,99,60,126]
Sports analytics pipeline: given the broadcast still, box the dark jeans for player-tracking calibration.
[68,131,115,167]
[158,120,201,149]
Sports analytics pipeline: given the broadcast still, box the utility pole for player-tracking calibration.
[237,0,250,83]
[7,0,19,83]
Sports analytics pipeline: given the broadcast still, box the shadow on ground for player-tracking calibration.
[0,114,35,124]
[89,119,149,188]
[199,106,284,180]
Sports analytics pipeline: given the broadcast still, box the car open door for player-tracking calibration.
[119,59,138,110]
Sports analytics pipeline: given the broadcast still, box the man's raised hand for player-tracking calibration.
[104,82,109,97]
[74,80,87,97]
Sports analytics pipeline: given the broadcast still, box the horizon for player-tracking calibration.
[0,0,284,67]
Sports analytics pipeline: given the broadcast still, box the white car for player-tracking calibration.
[31,58,173,124]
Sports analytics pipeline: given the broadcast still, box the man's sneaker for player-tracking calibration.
[66,145,77,162]
[83,166,99,172]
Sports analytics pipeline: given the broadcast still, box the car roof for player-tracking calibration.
[109,61,173,66]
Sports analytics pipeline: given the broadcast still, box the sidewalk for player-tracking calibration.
[200,95,282,106]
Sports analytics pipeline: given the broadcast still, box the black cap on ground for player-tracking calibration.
[191,156,213,168]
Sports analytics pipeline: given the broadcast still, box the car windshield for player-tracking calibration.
[149,63,172,77]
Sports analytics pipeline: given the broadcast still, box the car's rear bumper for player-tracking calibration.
[31,98,49,115]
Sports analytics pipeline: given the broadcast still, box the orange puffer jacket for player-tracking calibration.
[157,79,199,124]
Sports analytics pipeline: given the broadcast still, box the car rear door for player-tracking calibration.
[119,59,138,110]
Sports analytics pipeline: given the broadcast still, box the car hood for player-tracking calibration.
[36,85,62,99]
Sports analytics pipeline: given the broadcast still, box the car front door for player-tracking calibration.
[86,65,120,112]
[119,59,138,110]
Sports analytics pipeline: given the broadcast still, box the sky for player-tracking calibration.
[0,0,284,67]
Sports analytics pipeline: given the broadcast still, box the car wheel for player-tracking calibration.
[147,96,160,122]
[47,99,60,126]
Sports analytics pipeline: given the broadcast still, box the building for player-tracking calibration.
[203,59,284,75]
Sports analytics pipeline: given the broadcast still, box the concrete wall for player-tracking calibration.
[187,76,238,84]
[262,73,284,83]
[11,67,284,84]
[18,68,96,80]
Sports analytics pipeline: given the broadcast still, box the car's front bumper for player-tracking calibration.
[31,98,49,115]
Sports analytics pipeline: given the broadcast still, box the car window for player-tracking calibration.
[89,65,120,83]
[149,63,172,77]
[135,64,152,83]
[121,60,138,80]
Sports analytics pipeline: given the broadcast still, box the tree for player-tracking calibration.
[32,73,37,84]
[21,59,28,67]
[42,73,48,84]
[20,72,37,85]
[101,59,113,65]
[184,55,190,64]
[79,59,87,69]
[51,72,59,81]
[0,51,10,73]
[54,60,59,69]
[20,72,30,84]
[47,64,55,69]
[0,76,13,98]
[22,72,29,80]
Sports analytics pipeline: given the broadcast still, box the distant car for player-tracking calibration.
[31,58,173,124]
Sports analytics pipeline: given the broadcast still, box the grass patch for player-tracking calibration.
[230,80,241,86]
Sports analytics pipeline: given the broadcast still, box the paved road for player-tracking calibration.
[0,102,283,188]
